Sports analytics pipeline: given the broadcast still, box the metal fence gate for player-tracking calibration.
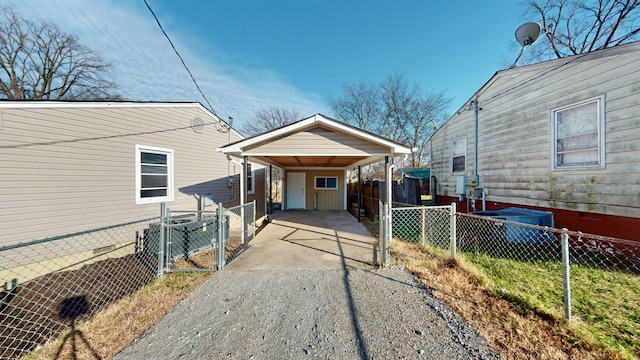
[159,201,256,273]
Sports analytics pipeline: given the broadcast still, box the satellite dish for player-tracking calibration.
[515,22,541,46]
[510,22,541,68]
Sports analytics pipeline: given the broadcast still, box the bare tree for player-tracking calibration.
[240,107,301,204]
[0,7,118,100]
[381,73,450,168]
[522,0,640,60]
[328,73,451,169]
[327,80,382,132]
[240,107,300,137]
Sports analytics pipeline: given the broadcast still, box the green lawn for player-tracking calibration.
[466,252,640,359]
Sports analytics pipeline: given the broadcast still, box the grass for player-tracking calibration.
[466,253,640,358]
[23,271,212,360]
[19,217,638,360]
[387,235,639,359]
[367,212,639,359]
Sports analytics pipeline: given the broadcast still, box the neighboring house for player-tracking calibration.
[430,41,640,241]
[0,101,266,251]
[219,114,413,212]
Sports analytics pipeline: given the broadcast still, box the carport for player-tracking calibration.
[227,210,379,270]
[218,113,414,219]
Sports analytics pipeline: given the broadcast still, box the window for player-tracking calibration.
[451,137,466,173]
[246,163,255,194]
[314,176,338,190]
[552,96,605,169]
[135,145,174,204]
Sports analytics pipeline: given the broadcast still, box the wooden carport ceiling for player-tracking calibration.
[261,155,369,168]
[218,114,413,170]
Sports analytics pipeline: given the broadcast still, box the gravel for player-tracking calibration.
[114,267,500,359]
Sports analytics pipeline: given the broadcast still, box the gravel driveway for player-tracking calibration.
[115,267,499,359]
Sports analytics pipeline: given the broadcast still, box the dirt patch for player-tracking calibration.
[0,254,157,359]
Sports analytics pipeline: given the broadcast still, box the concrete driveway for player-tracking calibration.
[227,210,379,271]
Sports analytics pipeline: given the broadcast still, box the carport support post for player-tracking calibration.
[268,164,273,222]
[242,156,248,244]
[217,202,225,271]
[357,166,362,223]
[385,156,392,246]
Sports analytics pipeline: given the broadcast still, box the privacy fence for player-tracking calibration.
[0,201,256,359]
[382,202,640,335]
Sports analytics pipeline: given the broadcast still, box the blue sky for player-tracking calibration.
[7,0,528,130]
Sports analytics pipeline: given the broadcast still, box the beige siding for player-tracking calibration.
[283,169,345,210]
[0,104,244,249]
[247,167,267,220]
[246,126,389,155]
[431,43,640,218]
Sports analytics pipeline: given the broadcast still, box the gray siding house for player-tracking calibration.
[0,101,266,250]
[430,41,640,241]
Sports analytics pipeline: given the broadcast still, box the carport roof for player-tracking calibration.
[218,113,413,170]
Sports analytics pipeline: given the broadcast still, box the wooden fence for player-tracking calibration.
[347,176,429,219]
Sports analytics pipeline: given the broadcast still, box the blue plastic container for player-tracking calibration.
[471,207,554,243]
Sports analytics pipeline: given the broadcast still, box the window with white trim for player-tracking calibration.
[451,137,466,173]
[246,163,255,194]
[135,145,174,204]
[552,96,605,169]
[314,176,338,190]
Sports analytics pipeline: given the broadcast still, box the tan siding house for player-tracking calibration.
[0,102,262,250]
[430,42,640,241]
[219,114,413,212]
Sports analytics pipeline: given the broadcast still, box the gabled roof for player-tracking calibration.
[440,40,640,135]
[218,113,413,169]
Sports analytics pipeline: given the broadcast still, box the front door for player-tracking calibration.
[287,172,305,209]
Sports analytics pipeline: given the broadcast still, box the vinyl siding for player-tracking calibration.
[431,43,640,219]
[245,126,389,155]
[0,104,244,249]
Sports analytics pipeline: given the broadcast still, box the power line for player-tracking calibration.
[143,0,218,116]
[0,120,223,149]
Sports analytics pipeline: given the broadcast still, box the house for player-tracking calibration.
[0,101,266,252]
[219,113,413,213]
[430,41,640,241]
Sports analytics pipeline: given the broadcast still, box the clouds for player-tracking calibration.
[6,0,324,129]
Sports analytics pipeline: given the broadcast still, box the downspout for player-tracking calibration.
[473,97,480,186]
[386,154,409,247]
[386,154,409,207]
[473,98,480,213]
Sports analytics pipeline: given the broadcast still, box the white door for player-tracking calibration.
[287,172,306,209]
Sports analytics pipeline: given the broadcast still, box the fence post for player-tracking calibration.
[252,201,256,242]
[421,207,426,246]
[383,201,390,267]
[158,203,166,276]
[449,202,457,258]
[561,228,572,322]
[217,202,225,271]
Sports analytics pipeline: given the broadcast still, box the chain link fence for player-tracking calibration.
[0,201,257,358]
[163,209,223,273]
[388,204,640,323]
[223,201,256,266]
[0,216,160,359]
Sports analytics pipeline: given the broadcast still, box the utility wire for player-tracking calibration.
[0,120,223,149]
[143,0,218,116]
